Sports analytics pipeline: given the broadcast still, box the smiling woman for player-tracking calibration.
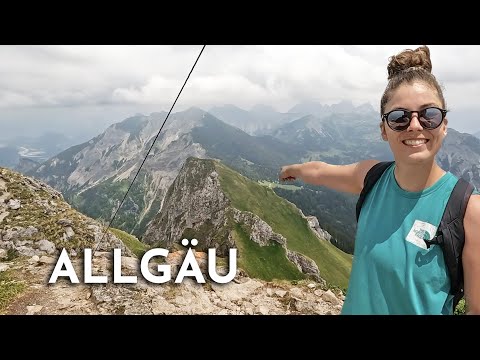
[279,45,480,315]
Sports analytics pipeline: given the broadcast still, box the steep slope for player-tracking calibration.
[272,185,358,254]
[143,157,352,291]
[0,167,131,257]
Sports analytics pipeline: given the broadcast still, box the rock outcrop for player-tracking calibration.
[306,216,332,242]
[232,209,287,246]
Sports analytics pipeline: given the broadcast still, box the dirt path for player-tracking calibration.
[4,257,99,315]
[2,254,344,315]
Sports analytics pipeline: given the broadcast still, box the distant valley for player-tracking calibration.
[0,132,78,169]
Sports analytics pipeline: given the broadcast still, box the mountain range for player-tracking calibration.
[22,101,480,256]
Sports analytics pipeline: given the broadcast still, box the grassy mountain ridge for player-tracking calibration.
[213,159,352,290]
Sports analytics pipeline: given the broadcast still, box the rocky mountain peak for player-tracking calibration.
[142,157,232,252]
[142,157,350,288]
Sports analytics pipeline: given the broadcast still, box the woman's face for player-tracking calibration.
[381,81,448,165]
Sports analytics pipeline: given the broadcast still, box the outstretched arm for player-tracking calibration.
[279,159,380,195]
[463,194,480,314]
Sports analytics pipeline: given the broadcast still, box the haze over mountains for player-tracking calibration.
[208,101,377,136]
[11,100,480,256]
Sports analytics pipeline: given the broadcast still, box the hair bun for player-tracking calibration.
[387,45,432,80]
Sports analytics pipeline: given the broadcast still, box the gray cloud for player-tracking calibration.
[1,45,480,135]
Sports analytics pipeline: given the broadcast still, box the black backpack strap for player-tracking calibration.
[424,177,474,306]
[356,161,394,222]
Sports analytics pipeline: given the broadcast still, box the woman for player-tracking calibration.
[279,45,480,315]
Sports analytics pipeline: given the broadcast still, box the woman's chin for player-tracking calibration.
[400,153,434,164]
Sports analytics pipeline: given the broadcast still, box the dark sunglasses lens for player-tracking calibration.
[420,107,443,128]
[387,110,410,130]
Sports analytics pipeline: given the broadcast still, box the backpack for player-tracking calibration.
[355,161,474,310]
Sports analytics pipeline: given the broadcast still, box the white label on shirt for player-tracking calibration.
[405,220,438,250]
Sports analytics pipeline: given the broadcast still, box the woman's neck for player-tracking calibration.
[394,160,446,192]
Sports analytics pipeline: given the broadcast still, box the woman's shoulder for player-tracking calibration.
[451,174,480,221]
[464,193,480,242]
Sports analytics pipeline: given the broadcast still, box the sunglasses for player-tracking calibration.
[382,106,447,131]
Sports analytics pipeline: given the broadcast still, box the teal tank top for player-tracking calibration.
[341,163,460,315]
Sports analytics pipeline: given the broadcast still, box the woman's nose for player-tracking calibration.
[407,112,424,131]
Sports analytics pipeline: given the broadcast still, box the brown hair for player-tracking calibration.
[380,45,446,115]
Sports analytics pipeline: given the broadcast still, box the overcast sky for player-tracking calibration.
[1,45,480,140]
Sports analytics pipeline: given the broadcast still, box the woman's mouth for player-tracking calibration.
[402,139,429,147]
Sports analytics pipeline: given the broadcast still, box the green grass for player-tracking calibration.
[109,228,149,258]
[233,223,305,281]
[216,160,353,291]
[454,298,466,315]
[0,270,26,314]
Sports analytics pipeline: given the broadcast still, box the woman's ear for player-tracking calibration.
[380,122,388,141]
[444,118,448,135]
